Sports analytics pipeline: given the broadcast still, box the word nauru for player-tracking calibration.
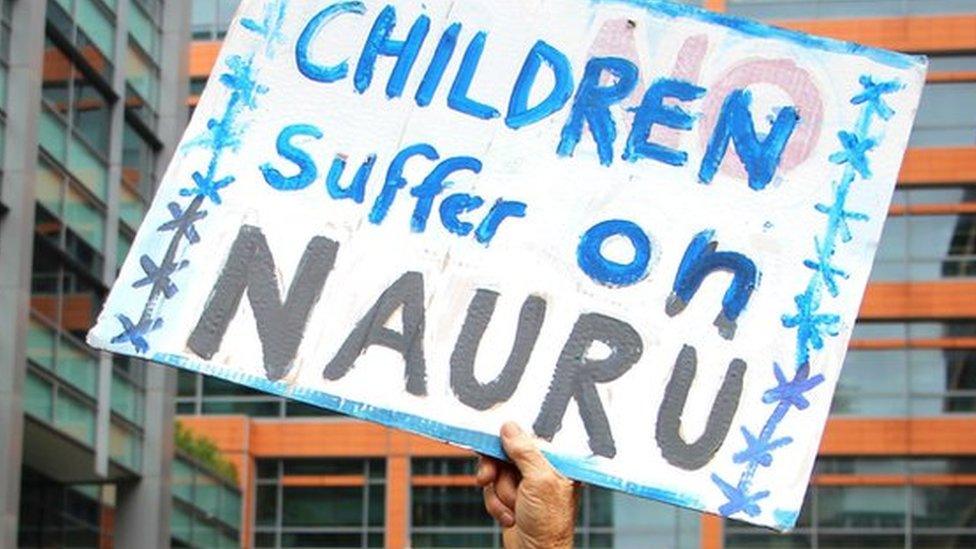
[295,1,801,189]
[187,224,751,469]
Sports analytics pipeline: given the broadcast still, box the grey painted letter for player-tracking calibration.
[532,313,642,458]
[450,290,546,411]
[187,224,339,381]
[656,345,746,470]
[323,271,427,396]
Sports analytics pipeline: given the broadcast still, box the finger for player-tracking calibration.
[499,421,552,479]
[495,466,519,511]
[483,484,515,528]
[475,455,500,487]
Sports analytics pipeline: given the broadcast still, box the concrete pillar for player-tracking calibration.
[0,0,50,545]
[112,0,190,547]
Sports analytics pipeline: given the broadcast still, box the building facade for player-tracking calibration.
[183,0,975,548]
[0,0,192,546]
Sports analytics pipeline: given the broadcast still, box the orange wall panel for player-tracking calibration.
[898,147,976,186]
[775,16,976,53]
[701,514,723,549]
[178,415,250,454]
[190,41,222,78]
[860,282,976,320]
[820,417,976,455]
[703,0,726,12]
[249,419,391,457]
[386,456,409,549]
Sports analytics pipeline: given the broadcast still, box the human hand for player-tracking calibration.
[476,422,580,549]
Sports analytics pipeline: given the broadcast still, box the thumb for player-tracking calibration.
[500,422,552,479]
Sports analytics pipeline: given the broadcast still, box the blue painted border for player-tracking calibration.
[591,0,926,70]
[152,351,704,511]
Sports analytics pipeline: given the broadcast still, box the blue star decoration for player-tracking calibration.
[158,201,208,244]
[241,0,288,54]
[221,55,269,110]
[711,474,770,517]
[851,75,901,122]
[762,363,826,411]
[111,314,164,354]
[733,426,794,468]
[815,191,869,244]
[829,130,876,179]
[180,171,236,205]
[803,236,849,297]
[782,292,841,360]
[132,255,191,299]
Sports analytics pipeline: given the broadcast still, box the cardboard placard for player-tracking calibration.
[88,0,926,529]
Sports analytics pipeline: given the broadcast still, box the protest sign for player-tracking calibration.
[87,0,926,529]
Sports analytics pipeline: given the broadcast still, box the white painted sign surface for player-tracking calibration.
[88,0,926,529]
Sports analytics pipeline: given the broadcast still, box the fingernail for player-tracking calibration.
[476,462,486,478]
[501,422,522,438]
[500,512,515,527]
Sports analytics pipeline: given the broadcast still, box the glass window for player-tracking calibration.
[126,42,159,117]
[910,82,976,147]
[912,486,976,528]
[840,321,976,415]
[282,486,364,528]
[35,158,106,274]
[54,390,96,444]
[128,1,160,63]
[41,38,112,200]
[111,369,144,425]
[109,422,142,470]
[726,0,976,19]
[173,458,195,502]
[75,0,115,58]
[817,486,907,529]
[24,370,55,421]
[122,122,157,201]
[47,0,114,82]
[200,400,281,416]
[192,0,241,40]
[874,188,976,281]
[57,337,98,396]
[255,458,384,546]
[912,534,976,548]
[116,227,133,270]
[27,318,57,370]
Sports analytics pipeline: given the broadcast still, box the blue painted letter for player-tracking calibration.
[326,154,377,203]
[354,5,431,98]
[260,124,323,191]
[447,32,500,120]
[439,193,485,236]
[475,200,526,244]
[699,90,799,190]
[415,23,461,107]
[410,156,482,233]
[296,1,365,83]
[557,57,639,166]
[666,230,758,339]
[506,40,574,130]
[577,220,651,287]
[369,143,439,225]
[623,78,706,166]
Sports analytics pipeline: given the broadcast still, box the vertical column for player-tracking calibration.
[113,0,190,547]
[699,0,727,545]
[386,429,411,549]
[94,0,131,479]
[0,0,48,545]
[700,514,724,549]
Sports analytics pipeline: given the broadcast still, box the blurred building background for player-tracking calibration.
[0,0,974,547]
[180,0,976,548]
